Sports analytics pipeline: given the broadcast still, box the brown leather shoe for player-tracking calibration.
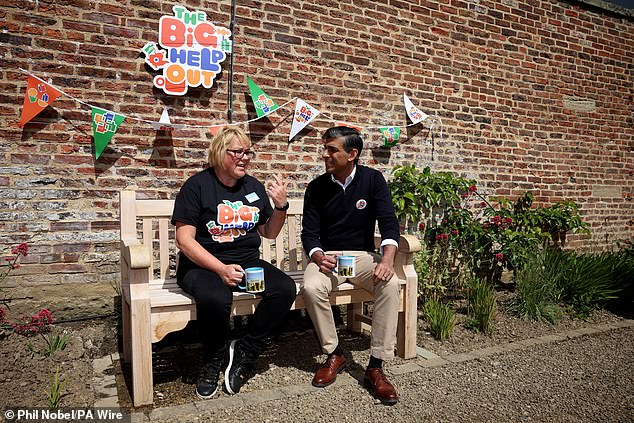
[312,353,347,387]
[364,368,398,405]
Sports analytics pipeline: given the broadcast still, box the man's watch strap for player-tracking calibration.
[275,202,290,211]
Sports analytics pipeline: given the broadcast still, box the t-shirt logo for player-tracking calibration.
[356,199,367,210]
[206,200,260,243]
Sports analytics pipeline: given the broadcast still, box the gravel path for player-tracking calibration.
[136,323,634,422]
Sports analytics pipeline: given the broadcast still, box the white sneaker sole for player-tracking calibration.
[224,339,237,395]
[195,384,218,400]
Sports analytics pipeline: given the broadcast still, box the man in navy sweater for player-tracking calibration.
[301,126,401,405]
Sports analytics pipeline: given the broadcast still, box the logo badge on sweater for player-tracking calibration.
[356,199,367,210]
[245,192,260,203]
[206,200,260,243]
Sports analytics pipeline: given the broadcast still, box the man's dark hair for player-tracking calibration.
[322,126,363,163]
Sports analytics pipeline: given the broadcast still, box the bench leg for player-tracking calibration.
[396,280,418,359]
[346,303,362,332]
[122,296,131,364]
[130,297,153,407]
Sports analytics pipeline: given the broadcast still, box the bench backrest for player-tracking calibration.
[119,191,308,281]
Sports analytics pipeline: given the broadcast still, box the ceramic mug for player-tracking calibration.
[335,255,356,277]
[238,267,265,293]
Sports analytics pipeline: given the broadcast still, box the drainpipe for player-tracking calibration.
[227,0,236,123]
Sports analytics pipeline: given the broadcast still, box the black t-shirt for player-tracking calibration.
[171,167,273,265]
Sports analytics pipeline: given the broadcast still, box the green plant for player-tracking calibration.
[553,250,622,316]
[423,297,456,340]
[41,331,69,357]
[465,277,496,333]
[46,366,66,410]
[507,249,562,323]
[536,201,590,246]
[389,165,423,230]
[389,165,474,234]
[415,246,451,302]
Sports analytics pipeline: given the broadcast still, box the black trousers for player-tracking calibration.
[177,258,296,359]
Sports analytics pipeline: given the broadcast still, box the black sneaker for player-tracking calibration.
[195,354,223,399]
[224,339,257,395]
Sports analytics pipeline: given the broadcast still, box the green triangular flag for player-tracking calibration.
[91,107,125,159]
[380,126,401,147]
[248,76,279,118]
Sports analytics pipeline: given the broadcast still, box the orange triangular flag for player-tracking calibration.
[19,76,62,127]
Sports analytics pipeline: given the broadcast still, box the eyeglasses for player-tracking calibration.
[226,149,256,160]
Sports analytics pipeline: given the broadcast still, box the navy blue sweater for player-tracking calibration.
[301,165,400,255]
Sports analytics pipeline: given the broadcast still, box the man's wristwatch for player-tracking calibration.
[274,202,290,211]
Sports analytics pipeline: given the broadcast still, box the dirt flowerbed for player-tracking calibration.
[0,291,628,413]
[0,318,118,410]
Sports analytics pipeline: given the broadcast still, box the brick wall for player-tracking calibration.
[0,1,632,312]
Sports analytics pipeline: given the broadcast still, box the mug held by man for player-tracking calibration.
[335,255,356,277]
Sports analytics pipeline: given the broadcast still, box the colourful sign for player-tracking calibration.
[141,5,232,95]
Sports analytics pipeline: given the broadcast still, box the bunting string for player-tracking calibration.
[18,68,444,158]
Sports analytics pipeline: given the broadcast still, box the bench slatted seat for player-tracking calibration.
[119,190,421,406]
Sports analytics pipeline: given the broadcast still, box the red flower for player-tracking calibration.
[468,185,477,192]
[480,202,487,207]
[11,308,54,336]
[418,222,425,231]
[495,253,504,262]
[11,243,28,257]
[452,229,459,236]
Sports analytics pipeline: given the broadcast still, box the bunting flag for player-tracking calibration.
[380,126,401,147]
[403,93,429,124]
[19,76,63,127]
[289,98,320,141]
[150,108,184,131]
[91,107,125,159]
[336,122,362,132]
[247,76,279,118]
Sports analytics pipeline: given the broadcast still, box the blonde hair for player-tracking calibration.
[207,126,252,168]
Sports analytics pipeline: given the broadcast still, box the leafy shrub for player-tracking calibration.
[423,297,456,341]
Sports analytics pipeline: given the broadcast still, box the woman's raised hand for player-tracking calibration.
[267,174,289,209]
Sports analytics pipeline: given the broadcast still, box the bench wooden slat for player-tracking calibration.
[142,219,153,282]
[119,191,421,407]
[158,218,169,280]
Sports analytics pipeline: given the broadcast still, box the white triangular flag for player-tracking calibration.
[403,93,429,124]
[150,108,184,131]
[289,98,320,141]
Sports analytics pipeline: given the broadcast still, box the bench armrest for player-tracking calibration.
[398,234,422,254]
[121,237,152,270]
[373,234,422,254]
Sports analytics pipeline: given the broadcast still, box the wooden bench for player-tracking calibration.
[119,190,421,406]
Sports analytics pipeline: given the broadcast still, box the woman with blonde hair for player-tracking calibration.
[172,126,295,399]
